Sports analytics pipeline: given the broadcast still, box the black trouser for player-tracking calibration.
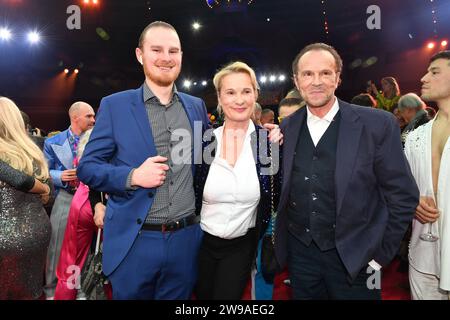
[287,232,381,300]
[195,228,257,300]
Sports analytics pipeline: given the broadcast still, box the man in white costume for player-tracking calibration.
[405,50,450,300]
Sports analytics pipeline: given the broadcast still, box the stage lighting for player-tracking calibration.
[260,76,267,84]
[83,0,90,3]
[27,31,40,44]
[441,40,448,47]
[427,42,435,49]
[192,22,201,30]
[269,75,276,82]
[74,69,79,74]
[0,27,12,41]
[64,69,69,74]
[93,0,98,4]
[201,81,207,86]
[183,80,192,89]
[278,75,286,82]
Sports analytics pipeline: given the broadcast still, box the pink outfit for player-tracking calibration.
[54,182,97,300]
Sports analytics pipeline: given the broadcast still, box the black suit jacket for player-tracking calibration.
[274,99,419,279]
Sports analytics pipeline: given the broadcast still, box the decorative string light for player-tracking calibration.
[205,0,254,9]
[429,0,438,39]
[320,0,329,38]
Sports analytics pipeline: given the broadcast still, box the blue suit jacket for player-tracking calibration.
[44,129,73,191]
[77,86,210,276]
[274,99,419,280]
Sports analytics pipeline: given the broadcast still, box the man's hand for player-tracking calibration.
[415,196,440,224]
[131,156,169,188]
[94,202,106,229]
[263,123,284,145]
[61,169,77,182]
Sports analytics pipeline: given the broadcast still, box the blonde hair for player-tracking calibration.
[213,61,259,114]
[0,97,49,181]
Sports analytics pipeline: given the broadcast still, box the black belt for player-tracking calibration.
[141,214,199,232]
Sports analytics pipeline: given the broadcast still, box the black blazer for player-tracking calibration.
[275,99,419,280]
[194,125,280,240]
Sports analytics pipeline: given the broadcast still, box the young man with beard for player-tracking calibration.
[77,21,210,299]
[405,51,450,299]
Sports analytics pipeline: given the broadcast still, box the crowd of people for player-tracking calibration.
[1,20,449,300]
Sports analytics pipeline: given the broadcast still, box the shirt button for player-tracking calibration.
[170,181,174,185]
[305,228,310,233]
[291,201,297,207]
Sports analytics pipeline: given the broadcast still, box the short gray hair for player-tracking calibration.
[398,93,426,111]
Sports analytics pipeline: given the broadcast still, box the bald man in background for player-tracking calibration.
[43,101,95,299]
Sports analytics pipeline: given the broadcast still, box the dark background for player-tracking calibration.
[0,0,449,131]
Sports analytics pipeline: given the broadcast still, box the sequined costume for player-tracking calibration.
[0,160,51,299]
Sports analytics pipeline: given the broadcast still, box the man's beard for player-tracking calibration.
[144,64,180,87]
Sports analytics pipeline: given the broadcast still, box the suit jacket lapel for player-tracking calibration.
[131,86,157,155]
[51,138,73,169]
[178,93,195,129]
[281,108,306,196]
[335,100,363,216]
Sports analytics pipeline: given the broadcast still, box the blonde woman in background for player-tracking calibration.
[0,97,52,299]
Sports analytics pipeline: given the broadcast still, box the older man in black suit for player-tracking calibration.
[274,43,419,299]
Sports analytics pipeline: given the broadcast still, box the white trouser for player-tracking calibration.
[409,265,450,300]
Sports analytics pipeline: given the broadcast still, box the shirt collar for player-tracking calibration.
[306,97,340,123]
[214,119,256,140]
[143,81,178,103]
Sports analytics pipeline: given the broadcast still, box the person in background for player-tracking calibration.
[369,77,401,112]
[252,102,263,126]
[54,128,110,300]
[43,101,95,299]
[405,50,450,300]
[261,108,275,125]
[350,93,377,108]
[278,97,305,123]
[0,96,52,299]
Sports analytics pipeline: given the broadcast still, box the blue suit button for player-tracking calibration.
[137,218,142,225]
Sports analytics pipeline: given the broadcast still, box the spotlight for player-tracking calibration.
[441,40,448,47]
[92,0,98,4]
[194,82,198,86]
[260,76,267,84]
[183,80,192,89]
[27,31,40,44]
[192,22,201,30]
[0,27,12,41]
[427,42,435,49]
[74,69,79,74]
[201,81,207,86]
[269,75,276,82]
[64,69,69,74]
[278,75,286,82]
[83,0,90,3]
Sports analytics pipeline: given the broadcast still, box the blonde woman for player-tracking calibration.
[0,97,52,299]
[194,62,280,299]
[369,76,401,112]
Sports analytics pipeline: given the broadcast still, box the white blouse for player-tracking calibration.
[200,120,261,239]
[405,117,450,291]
